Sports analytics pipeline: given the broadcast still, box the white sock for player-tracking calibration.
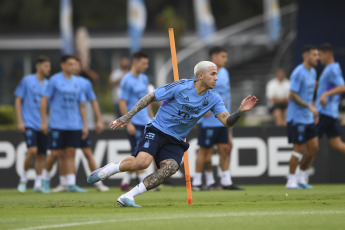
[34,175,42,188]
[20,170,28,183]
[205,171,215,186]
[121,172,132,185]
[67,174,76,186]
[298,170,308,184]
[125,182,147,198]
[95,181,104,186]
[220,170,232,186]
[137,173,146,182]
[60,176,68,186]
[192,172,202,186]
[104,162,122,177]
[287,173,297,183]
[43,169,50,181]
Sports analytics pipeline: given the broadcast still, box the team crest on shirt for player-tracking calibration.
[202,97,209,106]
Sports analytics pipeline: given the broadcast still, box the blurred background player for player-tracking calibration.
[40,55,88,193]
[118,51,153,191]
[15,56,51,193]
[266,69,290,126]
[286,45,319,189]
[192,46,243,191]
[316,43,345,154]
[53,58,109,192]
[110,57,130,118]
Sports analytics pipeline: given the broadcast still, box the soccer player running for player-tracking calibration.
[316,44,345,153]
[15,56,51,193]
[87,61,258,207]
[53,58,109,192]
[192,47,243,191]
[40,55,88,193]
[118,52,153,191]
[285,45,319,189]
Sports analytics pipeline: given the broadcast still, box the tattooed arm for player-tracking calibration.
[143,159,179,190]
[216,95,258,128]
[110,92,156,129]
[289,91,318,118]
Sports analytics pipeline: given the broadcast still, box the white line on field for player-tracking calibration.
[11,210,345,230]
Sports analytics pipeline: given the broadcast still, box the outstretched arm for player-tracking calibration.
[216,95,258,128]
[110,92,156,130]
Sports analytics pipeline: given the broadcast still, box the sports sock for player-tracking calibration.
[105,161,122,177]
[34,175,42,188]
[192,172,202,186]
[121,172,132,185]
[60,175,68,186]
[298,170,308,184]
[220,170,232,186]
[287,173,297,183]
[20,170,28,183]
[137,173,146,182]
[205,171,215,187]
[67,174,76,186]
[125,182,147,197]
[42,169,50,181]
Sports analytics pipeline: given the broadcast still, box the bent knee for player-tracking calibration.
[135,160,151,170]
[160,159,179,176]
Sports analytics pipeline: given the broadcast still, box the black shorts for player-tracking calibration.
[269,104,287,113]
[317,114,342,138]
[49,129,81,150]
[24,128,48,155]
[287,122,317,144]
[133,124,189,169]
[80,136,91,148]
[127,124,145,152]
[197,126,229,147]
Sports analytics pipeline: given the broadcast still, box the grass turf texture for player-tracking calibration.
[0,185,344,230]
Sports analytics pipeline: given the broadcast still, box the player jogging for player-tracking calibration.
[285,45,319,189]
[87,61,258,207]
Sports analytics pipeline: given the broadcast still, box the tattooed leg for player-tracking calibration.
[143,159,179,190]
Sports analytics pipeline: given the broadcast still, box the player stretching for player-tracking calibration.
[87,61,258,207]
[286,45,319,189]
[15,56,51,193]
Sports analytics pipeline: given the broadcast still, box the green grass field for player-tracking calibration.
[1,185,345,230]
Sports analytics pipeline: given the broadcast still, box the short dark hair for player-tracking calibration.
[319,43,334,53]
[301,45,317,54]
[132,51,148,61]
[208,46,227,57]
[60,54,76,63]
[35,55,50,65]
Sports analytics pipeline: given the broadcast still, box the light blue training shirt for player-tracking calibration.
[43,72,86,130]
[151,79,227,141]
[316,62,344,118]
[120,72,150,126]
[286,64,316,124]
[14,74,49,131]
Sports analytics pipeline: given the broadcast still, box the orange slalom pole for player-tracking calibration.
[168,28,193,204]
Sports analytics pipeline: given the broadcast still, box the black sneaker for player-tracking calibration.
[222,184,244,190]
[207,183,219,190]
[192,185,204,191]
